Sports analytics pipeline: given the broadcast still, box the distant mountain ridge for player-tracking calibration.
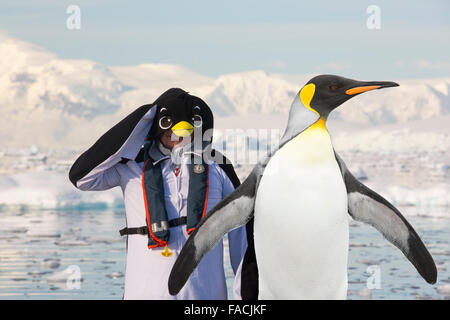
[1,32,449,147]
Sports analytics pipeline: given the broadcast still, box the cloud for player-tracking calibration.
[417,59,450,70]
[394,59,450,71]
[315,61,352,71]
[268,60,287,68]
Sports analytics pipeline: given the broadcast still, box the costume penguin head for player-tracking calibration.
[148,88,214,145]
[301,75,399,119]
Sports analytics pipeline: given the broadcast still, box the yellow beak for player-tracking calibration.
[171,121,194,137]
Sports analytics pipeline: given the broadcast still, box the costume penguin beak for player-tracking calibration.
[171,121,194,137]
[345,81,399,95]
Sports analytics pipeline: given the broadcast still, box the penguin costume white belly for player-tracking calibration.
[168,75,438,299]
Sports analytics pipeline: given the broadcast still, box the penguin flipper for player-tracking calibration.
[335,153,437,284]
[168,166,260,296]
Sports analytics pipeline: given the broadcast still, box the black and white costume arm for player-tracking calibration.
[69,104,156,191]
[335,152,437,284]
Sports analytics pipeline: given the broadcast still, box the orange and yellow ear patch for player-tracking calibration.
[299,83,318,115]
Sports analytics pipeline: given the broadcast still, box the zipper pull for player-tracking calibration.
[174,167,179,177]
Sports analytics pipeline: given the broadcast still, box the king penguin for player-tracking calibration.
[168,75,437,299]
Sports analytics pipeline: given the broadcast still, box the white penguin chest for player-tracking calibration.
[257,121,348,231]
[254,120,349,299]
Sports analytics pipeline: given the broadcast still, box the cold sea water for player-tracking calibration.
[0,206,448,300]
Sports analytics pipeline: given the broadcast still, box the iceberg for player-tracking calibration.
[0,171,124,210]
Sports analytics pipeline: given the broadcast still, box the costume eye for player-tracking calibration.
[192,114,202,127]
[329,85,339,91]
[159,116,173,129]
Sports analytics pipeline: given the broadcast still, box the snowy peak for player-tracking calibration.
[1,32,450,147]
[203,71,450,124]
[333,78,450,124]
[110,63,213,90]
[202,70,298,116]
[0,33,126,120]
[0,32,56,73]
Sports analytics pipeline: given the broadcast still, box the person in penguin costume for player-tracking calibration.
[69,88,247,299]
[168,75,438,300]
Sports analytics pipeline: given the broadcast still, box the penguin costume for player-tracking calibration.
[69,88,247,299]
[168,75,437,299]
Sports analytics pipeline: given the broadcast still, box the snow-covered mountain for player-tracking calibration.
[200,71,299,116]
[0,33,129,146]
[1,32,450,147]
[332,77,450,124]
[0,32,448,213]
[0,34,125,119]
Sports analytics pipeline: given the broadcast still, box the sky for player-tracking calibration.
[0,0,449,79]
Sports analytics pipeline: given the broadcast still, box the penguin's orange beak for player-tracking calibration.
[345,85,380,95]
[345,81,399,95]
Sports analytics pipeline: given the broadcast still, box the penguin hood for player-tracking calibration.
[148,88,214,146]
